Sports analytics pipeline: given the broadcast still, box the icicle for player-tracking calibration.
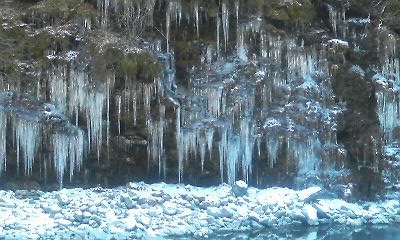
[240,117,254,182]
[86,90,105,160]
[166,2,171,52]
[200,133,206,172]
[159,105,165,178]
[52,127,85,189]
[206,128,214,159]
[132,86,137,126]
[266,136,280,168]
[227,134,240,185]
[106,75,111,149]
[49,68,67,112]
[196,87,224,117]
[222,2,229,52]
[143,84,152,117]
[218,126,228,183]
[194,3,199,36]
[176,107,183,183]
[53,133,68,188]
[237,25,248,62]
[376,91,399,141]
[216,13,220,59]
[116,94,122,135]
[13,117,41,176]
[328,5,337,36]
[0,110,6,174]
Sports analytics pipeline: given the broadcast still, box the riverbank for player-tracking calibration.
[1,181,399,239]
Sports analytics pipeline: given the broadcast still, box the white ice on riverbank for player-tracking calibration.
[0,182,399,239]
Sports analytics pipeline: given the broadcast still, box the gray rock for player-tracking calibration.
[314,203,331,219]
[124,219,136,231]
[83,211,91,219]
[232,180,248,197]
[220,206,234,218]
[42,204,62,215]
[136,215,151,227]
[121,194,135,209]
[163,202,177,215]
[192,192,206,202]
[57,219,73,227]
[148,210,159,217]
[199,201,212,210]
[152,190,163,197]
[54,213,64,219]
[73,210,83,222]
[261,215,278,226]
[297,186,322,202]
[90,215,103,225]
[55,193,70,206]
[162,194,172,201]
[207,207,221,218]
[302,204,319,226]
[290,209,306,222]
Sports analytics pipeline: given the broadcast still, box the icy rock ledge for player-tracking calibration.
[0,183,399,239]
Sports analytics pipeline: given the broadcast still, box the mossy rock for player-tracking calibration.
[26,0,96,26]
[90,44,161,84]
[267,8,290,21]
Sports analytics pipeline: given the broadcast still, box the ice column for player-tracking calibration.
[376,91,399,141]
[86,90,105,160]
[266,136,280,168]
[222,2,229,52]
[216,13,221,59]
[13,117,41,176]
[52,128,85,188]
[0,110,6,174]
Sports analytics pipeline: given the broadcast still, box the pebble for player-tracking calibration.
[121,194,135,209]
[136,215,151,227]
[0,183,397,239]
[163,202,177,215]
[55,193,70,206]
[42,204,62,215]
[302,204,319,226]
[232,180,248,197]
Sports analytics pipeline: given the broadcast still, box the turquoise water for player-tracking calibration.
[206,224,400,240]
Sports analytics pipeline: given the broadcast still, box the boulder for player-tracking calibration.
[232,180,248,197]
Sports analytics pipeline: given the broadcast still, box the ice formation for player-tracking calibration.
[0,93,86,187]
[48,66,111,160]
[13,117,41,176]
[0,0,356,187]
[375,30,400,142]
[153,1,343,185]
[0,109,6,174]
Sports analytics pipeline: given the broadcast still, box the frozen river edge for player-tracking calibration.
[1,181,399,239]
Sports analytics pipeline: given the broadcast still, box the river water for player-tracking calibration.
[209,224,400,240]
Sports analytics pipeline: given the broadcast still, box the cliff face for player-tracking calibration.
[0,0,399,199]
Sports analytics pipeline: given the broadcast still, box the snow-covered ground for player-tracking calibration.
[0,181,399,239]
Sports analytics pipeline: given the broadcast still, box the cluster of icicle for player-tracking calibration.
[48,66,114,160]
[160,1,344,184]
[0,92,84,188]
[375,31,400,142]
